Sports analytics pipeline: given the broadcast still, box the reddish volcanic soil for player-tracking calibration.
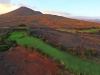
[0,46,57,75]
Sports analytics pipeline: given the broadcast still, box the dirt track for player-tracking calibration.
[0,46,57,75]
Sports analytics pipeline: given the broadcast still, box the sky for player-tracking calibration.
[0,0,100,18]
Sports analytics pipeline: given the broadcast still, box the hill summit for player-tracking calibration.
[1,7,42,17]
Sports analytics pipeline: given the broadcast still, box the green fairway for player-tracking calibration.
[9,32,100,75]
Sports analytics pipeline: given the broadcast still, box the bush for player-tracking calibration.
[67,47,98,59]
[0,45,10,52]
[18,24,26,27]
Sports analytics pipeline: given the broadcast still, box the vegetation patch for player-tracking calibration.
[77,28,100,33]
[0,45,10,52]
[8,32,100,75]
[56,27,100,34]
[0,32,16,52]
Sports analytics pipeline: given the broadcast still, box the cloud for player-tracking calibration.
[0,0,19,14]
[0,3,18,14]
[0,0,10,3]
[0,1,38,15]
[44,10,72,18]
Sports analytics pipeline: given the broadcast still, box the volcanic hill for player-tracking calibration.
[1,7,42,17]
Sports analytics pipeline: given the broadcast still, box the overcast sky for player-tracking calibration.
[0,0,100,17]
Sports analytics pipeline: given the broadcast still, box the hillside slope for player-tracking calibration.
[0,46,57,75]
[0,7,100,29]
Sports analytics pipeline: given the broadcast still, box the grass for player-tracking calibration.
[9,32,100,75]
[78,28,100,33]
[56,28,100,34]
[9,32,27,40]
[56,28,76,33]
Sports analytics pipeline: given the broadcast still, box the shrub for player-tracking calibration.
[18,24,26,27]
[56,69,63,75]
[0,45,10,52]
